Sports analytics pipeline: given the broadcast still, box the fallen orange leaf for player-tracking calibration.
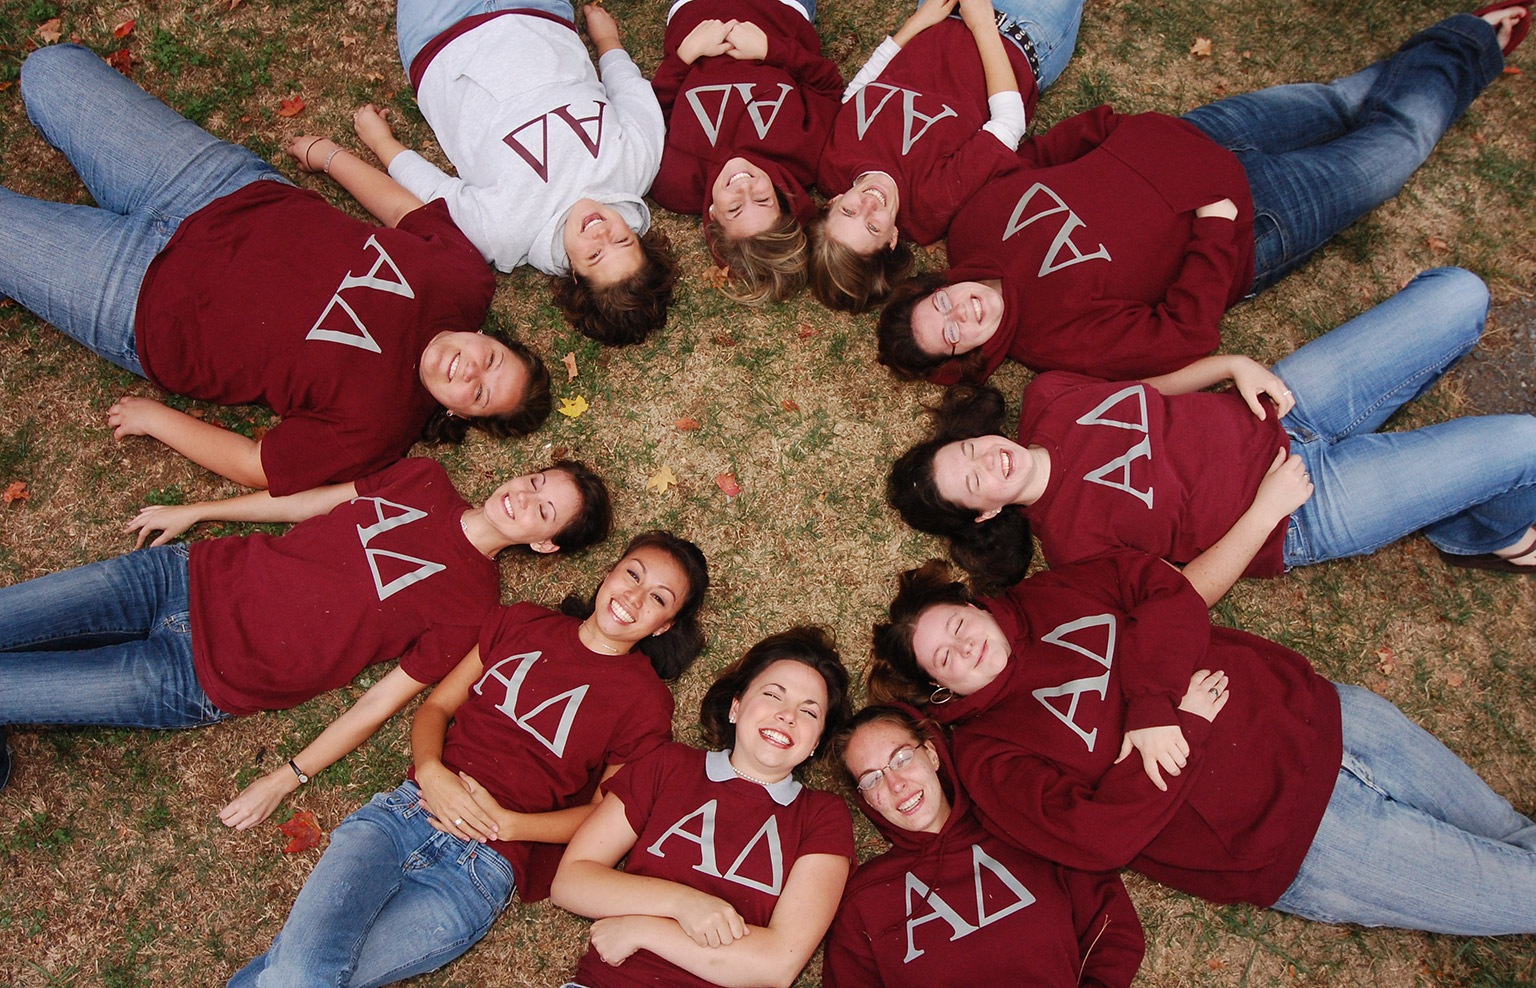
[112,18,136,38]
[106,48,136,74]
[675,416,701,431]
[795,323,818,340]
[562,351,578,382]
[3,480,28,505]
[781,399,800,412]
[279,810,323,853]
[35,18,62,44]
[1504,65,1523,75]
[713,333,736,346]
[1374,645,1397,675]
[1190,37,1213,58]
[277,96,306,118]
[1426,236,1450,253]
[716,472,742,498]
[703,265,732,289]
[646,465,678,494]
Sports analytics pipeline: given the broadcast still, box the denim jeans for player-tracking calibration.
[1182,14,1504,294]
[2,44,285,375]
[0,543,227,730]
[994,0,1086,91]
[1273,267,1536,566]
[397,0,577,75]
[1272,684,1536,934]
[229,781,516,988]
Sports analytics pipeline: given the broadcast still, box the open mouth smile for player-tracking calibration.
[581,213,604,234]
[759,728,793,749]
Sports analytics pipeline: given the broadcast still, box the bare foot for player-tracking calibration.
[1480,6,1527,52]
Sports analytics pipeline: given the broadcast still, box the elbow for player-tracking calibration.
[547,871,574,911]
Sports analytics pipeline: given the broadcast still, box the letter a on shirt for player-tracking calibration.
[902,844,1038,962]
[1076,386,1154,509]
[1000,183,1111,277]
[1032,614,1117,751]
[353,497,446,601]
[472,650,590,757]
[853,83,957,155]
[306,235,417,354]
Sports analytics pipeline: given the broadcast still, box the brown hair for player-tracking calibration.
[876,274,989,382]
[551,229,678,346]
[868,560,975,705]
[699,626,852,761]
[824,704,940,791]
[806,209,914,314]
[420,334,552,443]
[704,192,807,304]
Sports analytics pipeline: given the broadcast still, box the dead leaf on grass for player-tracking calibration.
[562,351,578,382]
[1190,37,1213,58]
[557,395,589,419]
[795,323,818,340]
[112,18,136,38]
[1445,670,1466,688]
[279,810,323,853]
[703,265,732,289]
[713,333,736,346]
[3,480,28,505]
[781,399,800,412]
[716,472,742,498]
[277,96,306,118]
[35,18,62,44]
[646,466,678,494]
[675,416,701,431]
[1374,645,1397,675]
[1426,236,1450,253]
[106,48,137,74]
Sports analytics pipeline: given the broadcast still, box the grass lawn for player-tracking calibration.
[1,0,1533,985]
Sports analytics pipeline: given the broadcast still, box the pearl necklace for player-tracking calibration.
[731,763,774,786]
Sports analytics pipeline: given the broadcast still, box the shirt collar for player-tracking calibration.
[705,749,802,806]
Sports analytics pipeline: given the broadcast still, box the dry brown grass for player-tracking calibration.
[1,0,1534,985]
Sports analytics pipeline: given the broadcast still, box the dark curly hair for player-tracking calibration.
[699,626,852,762]
[876,274,989,383]
[705,190,807,304]
[543,459,612,554]
[420,333,553,443]
[887,384,1034,591]
[560,530,710,680]
[806,208,914,313]
[868,560,975,706]
[551,229,678,346]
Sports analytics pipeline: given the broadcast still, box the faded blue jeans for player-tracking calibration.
[1274,267,1536,565]
[0,543,226,730]
[1,44,285,374]
[1183,14,1505,294]
[229,781,516,988]
[397,0,578,75]
[1273,684,1536,934]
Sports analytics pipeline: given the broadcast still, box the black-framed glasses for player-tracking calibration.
[856,745,917,792]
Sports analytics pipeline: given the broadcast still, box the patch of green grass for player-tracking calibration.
[4,810,74,855]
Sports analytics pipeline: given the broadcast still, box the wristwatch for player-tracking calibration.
[288,759,309,785]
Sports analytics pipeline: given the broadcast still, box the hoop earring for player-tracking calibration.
[929,685,955,705]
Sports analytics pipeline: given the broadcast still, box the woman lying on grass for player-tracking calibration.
[648,0,844,303]
[551,626,854,988]
[229,531,709,987]
[888,267,1536,601]
[869,555,1536,935]
[372,0,676,345]
[0,43,549,495]
[810,0,1085,311]
[876,6,1528,383]
[822,704,1144,988]
[0,456,609,822]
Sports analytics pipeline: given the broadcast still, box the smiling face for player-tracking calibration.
[910,603,1010,696]
[933,435,1035,518]
[729,658,830,780]
[563,199,644,286]
[845,720,951,835]
[588,544,689,651]
[420,332,530,418]
[709,157,781,239]
[477,469,581,551]
[823,172,901,256]
[910,282,1003,358]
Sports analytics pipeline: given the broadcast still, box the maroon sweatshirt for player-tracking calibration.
[823,714,1144,988]
[928,106,1254,385]
[817,19,1040,245]
[931,553,1341,907]
[650,0,842,225]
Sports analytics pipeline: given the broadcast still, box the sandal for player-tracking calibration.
[1436,544,1536,574]
[1473,1,1531,56]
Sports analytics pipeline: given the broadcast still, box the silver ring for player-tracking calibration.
[453,818,464,826]
[1208,687,1220,697]
[1283,389,1292,396]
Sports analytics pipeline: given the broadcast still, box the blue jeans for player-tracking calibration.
[397,0,577,75]
[1183,15,1504,294]
[1274,267,1536,566]
[1273,684,1536,934]
[229,781,516,988]
[0,543,226,730]
[2,45,285,375]
[994,0,1085,91]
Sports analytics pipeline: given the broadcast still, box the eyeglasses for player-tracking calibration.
[856,745,917,792]
[931,291,962,354]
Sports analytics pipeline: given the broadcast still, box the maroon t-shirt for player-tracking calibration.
[650,0,842,222]
[574,744,856,988]
[135,182,495,494]
[818,20,1039,245]
[188,457,497,715]
[1021,372,1291,578]
[430,603,674,887]
[935,107,1254,383]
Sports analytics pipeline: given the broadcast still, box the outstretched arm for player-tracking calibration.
[219,664,432,829]
[125,479,358,547]
[289,109,426,228]
[108,395,267,489]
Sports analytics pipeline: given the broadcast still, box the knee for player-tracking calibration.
[1411,266,1489,352]
[19,43,96,113]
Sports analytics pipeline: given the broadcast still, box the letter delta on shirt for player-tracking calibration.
[903,844,1037,962]
[503,102,608,182]
[853,82,957,155]
[683,82,796,145]
[1033,613,1119,753]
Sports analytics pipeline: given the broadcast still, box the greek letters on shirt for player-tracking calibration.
[305,236,417,354]
[1033,613,1118,751]
[471,650,589,757]
[646,799,787,895]
[503,102,608,182]
[1075,385,1154,509]
[902,844,1037,962]
[684,82,794,145]
[352,496,446,601]
[853,83,957,155]
[1000,182,1111,277]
